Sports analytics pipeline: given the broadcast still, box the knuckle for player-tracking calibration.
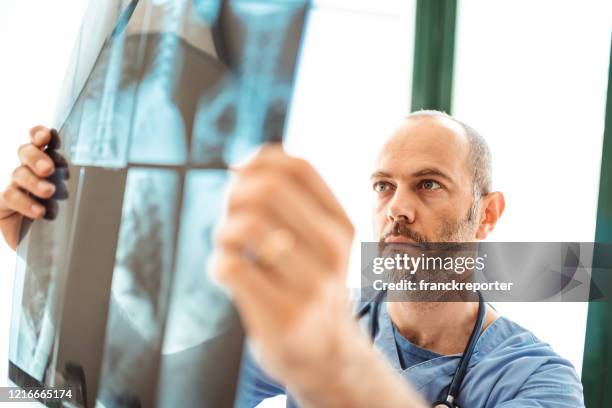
[18,144,39,163]
[289,157,312,174]
[214,256,240,284]
[17,144,30,157]
[0,189,9,204]
[214,225,232,246]
[215,226,236,247]
[11,166,23,180]
[2,187,18,204]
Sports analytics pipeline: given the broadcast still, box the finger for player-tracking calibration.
[43,199,59,221]
[227,174,352,267]
[216,213,332,295]
[48,128,61,150]
[213,249,285,298]
[29,126,52,148]
[46,150,68,169]
[278,245,341,298]
[1,186,46,219]
[215,214,297,287]
[212,249,294,335]
[240,145,353,229]
[17,144,55,178]
[11,166,56,199]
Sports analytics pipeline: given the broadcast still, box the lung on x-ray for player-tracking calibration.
[8,1,308,406]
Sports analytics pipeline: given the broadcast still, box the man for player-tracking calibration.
[1,112,584,407]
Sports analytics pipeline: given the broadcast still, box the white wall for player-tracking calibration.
[452,0,612,375]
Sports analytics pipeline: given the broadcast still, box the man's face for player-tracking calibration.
[372,115,479,244]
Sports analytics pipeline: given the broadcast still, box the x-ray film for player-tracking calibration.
[8,1,308,407]
[157,170,243,407]
[96,169,180,408]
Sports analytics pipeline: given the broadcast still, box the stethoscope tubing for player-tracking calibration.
[357,289,486,408]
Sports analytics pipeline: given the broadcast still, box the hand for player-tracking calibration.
[213,144,356,383]
[0,126,57,250]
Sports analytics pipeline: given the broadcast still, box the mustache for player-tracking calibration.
[378,220,471,253]
[379,220,427,245]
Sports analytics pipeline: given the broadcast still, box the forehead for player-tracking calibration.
[375,116,471,181]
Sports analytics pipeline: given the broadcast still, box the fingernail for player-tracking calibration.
[38,181,55,194]
[31,204,45,217]
[36,160,52,174]
[35,131,46,144]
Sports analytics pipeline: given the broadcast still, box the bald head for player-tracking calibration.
[402,110,492,199]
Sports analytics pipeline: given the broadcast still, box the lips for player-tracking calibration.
[384,235,416,244]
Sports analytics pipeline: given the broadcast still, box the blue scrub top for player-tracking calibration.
[235,303,585,408]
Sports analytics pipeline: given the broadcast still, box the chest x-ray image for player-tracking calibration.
[8,1,308,406]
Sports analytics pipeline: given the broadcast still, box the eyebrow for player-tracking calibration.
[412,168,455,184]
[370,171,392,179]
[370,168,455,184]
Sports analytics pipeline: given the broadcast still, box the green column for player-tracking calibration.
[411,0,457,113]
[582,37,612,408]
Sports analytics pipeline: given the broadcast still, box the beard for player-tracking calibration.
[377,206,480,302]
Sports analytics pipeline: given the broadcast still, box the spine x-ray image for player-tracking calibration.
[8,1,308,407]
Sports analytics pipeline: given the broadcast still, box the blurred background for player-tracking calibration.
[0,0,611,407]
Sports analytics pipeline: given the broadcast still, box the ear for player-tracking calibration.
[475,192,505,240]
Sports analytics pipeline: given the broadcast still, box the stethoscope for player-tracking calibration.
[356,290,486,408]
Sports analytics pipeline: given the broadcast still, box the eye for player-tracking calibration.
[373,181,392,194]
[420,180,442,191]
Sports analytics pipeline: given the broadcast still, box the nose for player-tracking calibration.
[387,187,416,224]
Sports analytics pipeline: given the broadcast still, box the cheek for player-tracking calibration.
[418,207,455,235]
[433,208,472,238]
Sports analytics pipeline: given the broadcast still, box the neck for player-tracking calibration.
[151,0,188,89]
[387,301,495,355]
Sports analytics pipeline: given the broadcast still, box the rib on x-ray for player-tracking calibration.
[8,1,308,406]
